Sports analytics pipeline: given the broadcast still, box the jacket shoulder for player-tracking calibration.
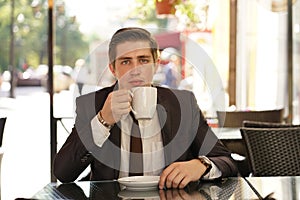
[156,86,194,97]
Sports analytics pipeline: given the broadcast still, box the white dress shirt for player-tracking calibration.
[90,111,221,179]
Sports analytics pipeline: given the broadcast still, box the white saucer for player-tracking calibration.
[117,176,160,191]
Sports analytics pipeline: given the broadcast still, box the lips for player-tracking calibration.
[129,79,144,86]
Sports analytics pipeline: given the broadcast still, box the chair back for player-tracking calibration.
[217,108,284,127]
[243,120,300,128]
[0,117,5,195]
[0,118,6,147]
[240,127,300,176]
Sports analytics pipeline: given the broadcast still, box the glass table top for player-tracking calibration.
[32,177,262,200]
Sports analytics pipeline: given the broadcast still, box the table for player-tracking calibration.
[32,177,263,199]
[212,127,241,140]
[246,176,300,200]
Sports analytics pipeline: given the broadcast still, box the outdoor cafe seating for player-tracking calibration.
[0,117,6,196]
[216,108,285,128]
[215,108,285,177]
[243,120,300,128]
[240,126,300,177]
[0,117,6,148]
[240,120,300,175]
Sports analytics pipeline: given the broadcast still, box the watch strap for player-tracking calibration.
[198,156,212,177]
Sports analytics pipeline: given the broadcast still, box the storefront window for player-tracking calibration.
[236,0,300,123]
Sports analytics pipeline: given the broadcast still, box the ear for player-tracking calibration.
[109,63,116,76]
[154,58,160,72]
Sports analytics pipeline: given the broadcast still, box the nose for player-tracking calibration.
[129,61,141,75]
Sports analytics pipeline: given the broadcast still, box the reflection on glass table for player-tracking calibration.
[246,176,300,200]
[32,177,261,200]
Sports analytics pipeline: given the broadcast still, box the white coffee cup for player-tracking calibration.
[130,87,157,120]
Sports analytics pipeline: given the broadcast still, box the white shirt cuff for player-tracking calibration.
[90,115,110,147]
[202,158,222,180]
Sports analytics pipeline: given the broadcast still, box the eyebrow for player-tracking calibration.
[117,55,152,60]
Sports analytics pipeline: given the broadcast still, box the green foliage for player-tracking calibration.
[128,0,168,28]
[175,0,209,30]
[128,0,206,31]
[176,1,200,26]
[55,16,89,66]
[0,2,12,72]
[0,0,89,73]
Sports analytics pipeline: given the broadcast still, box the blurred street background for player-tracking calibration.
[1,0,300,199]
[0,85,74,199]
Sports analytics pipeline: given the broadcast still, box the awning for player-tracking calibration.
[154,31,181,50]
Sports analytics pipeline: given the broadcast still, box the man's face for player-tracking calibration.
[109,41,158,89]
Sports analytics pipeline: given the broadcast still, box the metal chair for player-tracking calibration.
[0,117,6,147]
[215,109,284,177]
[241,120,300,177]
[0,117,6,197]
[216,108,284,128]
[240,127,300,176]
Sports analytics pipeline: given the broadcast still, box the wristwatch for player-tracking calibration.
[198,156,212,177]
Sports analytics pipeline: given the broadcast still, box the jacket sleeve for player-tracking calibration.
[53,127,93,183]
[53,93,98,183]
[53,87,114,182]
[188,91,239,177]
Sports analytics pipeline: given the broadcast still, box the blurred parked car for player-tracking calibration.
[2,65,74,93]
[17,67,44,86]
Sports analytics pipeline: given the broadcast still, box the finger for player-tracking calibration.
[115,89,131,96]
[112,92,131,104]
[113,101,131,110]
[165,168,180,189]
[171,173,185,188]
[111,106,131,121]
[159,175,166,190]
[178,176,190,189]
[110,102,130,113]
[159,170,169,189]
[111,92,131,112]
[159,165,176,189]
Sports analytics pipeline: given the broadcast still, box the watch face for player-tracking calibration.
[198,157,212,177]
[198,157,212,175]
[199,156,212,166]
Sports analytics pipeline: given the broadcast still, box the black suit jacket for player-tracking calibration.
[54,84,238,182]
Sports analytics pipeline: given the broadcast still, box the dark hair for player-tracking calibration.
[108,27,159,67]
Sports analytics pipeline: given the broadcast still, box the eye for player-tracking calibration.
[121,60,130,65]
[140,59,149,64]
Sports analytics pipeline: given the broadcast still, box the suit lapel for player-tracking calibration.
[156,87,182,165]
[157,88,172,145]
[109,123,121,178]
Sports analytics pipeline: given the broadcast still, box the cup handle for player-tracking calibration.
[129,91,137,115]
[129,90,134,98]
[130,106,137,115]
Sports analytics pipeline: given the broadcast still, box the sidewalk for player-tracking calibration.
[0,86,74,199]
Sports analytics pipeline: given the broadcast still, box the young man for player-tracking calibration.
[53,27,238,189]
